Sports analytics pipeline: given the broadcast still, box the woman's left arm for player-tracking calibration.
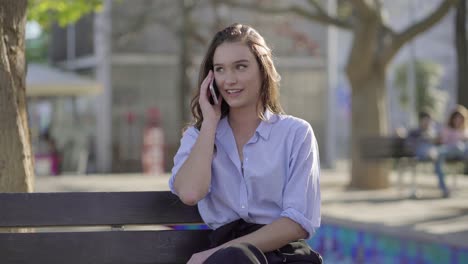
[221,217,307,251]
[188,217,306,263]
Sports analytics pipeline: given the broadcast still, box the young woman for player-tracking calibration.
[434,105,468,198]
[169,23,322,264]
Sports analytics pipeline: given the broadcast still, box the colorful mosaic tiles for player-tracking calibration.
[308,224,468,264]
[167,223,468,263]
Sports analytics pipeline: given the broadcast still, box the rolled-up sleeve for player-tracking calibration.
[280,123,321,238]
[168,127,199,194]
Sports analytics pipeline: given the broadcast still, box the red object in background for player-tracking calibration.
[35,153,60,176]
[142,107,164,175]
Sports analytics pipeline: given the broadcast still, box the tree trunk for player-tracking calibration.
[348,68,390,189]
[456,0,468,108]
[0,0,34,192]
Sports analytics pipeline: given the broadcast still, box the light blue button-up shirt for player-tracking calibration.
[169,111,321,237]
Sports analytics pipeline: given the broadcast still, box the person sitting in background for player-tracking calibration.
[406,111,439,161]
[36,129,61,176]
[434,105,468,198]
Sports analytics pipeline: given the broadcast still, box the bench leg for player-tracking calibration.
[396,159,410,198]
[409,161,420,199]
[450,162,463,192]
[452,171,458,191]
[397,159,404,191]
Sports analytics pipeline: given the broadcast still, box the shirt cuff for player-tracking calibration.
[280,207,319,239]
[168,174,177,195]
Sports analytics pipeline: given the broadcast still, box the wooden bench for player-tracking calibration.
[0,191,211,264]
[360,136,465,196]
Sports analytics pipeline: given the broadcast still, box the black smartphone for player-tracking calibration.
[209,79,219,105]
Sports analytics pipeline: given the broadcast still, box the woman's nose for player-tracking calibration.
[224,71,237,85]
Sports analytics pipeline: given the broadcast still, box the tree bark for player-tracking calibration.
[348,67,390,189]
[0,0,34,192]
[345,17,390,189]
[456,0,468,107]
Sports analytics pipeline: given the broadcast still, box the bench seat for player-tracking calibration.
[0,191,211,264]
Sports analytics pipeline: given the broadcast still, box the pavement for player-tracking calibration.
[35,162,468,249]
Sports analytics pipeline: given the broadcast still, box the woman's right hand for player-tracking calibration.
[199,70,223,126]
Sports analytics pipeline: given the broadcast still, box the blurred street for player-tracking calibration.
[36,162,468,249]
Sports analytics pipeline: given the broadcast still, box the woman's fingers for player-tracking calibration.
[199,70,222,122]
[214,94,223,110]
[199,70,213,104]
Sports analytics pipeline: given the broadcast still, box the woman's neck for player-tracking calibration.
[228,105,262,135]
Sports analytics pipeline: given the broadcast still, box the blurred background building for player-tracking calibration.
[43,0,338,174]
[26,0,463,175]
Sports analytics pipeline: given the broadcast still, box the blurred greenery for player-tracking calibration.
[28,0,102,28]
[395,60,448,121]
[26,0,103,62]
[26,31,48,62]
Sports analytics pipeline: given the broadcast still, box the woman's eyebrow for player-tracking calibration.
[213,59,250,67]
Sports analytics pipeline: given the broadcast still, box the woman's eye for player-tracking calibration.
[237,64,247,70]
[214,67,223,73]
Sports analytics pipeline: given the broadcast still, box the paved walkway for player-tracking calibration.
[35,164,468,249]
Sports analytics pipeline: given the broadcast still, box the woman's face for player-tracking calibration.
[212,42,262,111]
[420,116,431,130]
[453,113,464,129]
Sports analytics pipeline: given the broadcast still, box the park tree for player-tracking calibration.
[0,0,100,192]
[0,0,32,192]
[225,0,458,189]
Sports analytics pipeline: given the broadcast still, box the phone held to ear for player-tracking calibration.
[209,79,219,105]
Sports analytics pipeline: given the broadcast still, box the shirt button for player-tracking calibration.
[241,205,245,209]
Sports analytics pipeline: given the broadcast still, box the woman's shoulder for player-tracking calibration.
[181,126,200,138]
[276,114,312,128]
[274,114,313,134]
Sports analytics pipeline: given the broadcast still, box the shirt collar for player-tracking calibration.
[256,109,278,140]
[216,109,279,140]
[216,117,230,138]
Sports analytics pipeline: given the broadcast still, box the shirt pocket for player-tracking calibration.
[246,164,285,206]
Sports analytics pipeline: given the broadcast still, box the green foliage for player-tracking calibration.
[337,0,353,20]
[28,0,102,28]
[26,32,48,62]
[394,60,448,120]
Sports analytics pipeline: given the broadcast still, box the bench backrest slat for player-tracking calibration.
[0,191,203,227]
[360,137,413,159]
[0,229,212,264]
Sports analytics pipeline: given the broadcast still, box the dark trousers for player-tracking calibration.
[204,219,322,264]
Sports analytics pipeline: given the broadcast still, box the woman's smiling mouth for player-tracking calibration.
[226,89,242,94]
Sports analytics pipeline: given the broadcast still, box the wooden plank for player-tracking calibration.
[0,229,212,264]
[0,191,203,227]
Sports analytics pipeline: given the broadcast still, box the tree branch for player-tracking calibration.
[307,0,327,16]
[221,0,352,30]
[349,0,375,19]
[382,0,458,65]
